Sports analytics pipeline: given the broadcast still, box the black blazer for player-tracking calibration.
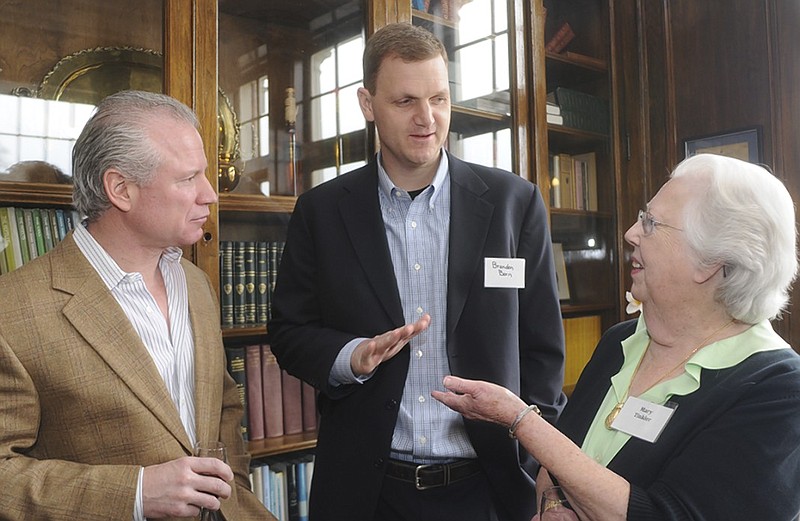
[270,153,566,521]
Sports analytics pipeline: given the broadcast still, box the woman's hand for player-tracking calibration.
[431,375,528,428]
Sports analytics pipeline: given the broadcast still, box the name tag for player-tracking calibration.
[484,257,525,289]
[609,396,677,443]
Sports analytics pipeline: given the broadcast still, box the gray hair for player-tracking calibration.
[674,153,797,323]
[72,90,199,222]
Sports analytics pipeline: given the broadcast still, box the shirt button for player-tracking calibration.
[419,436,427,445]
[411,221,417,229]
[418,395,425,403]
[414,263,421,271]
[416,307,424,314]
[146,307,154,314]
[416,350,423,358]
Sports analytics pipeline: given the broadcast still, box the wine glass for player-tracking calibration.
[539,486,578,520]
[194,441,227,521]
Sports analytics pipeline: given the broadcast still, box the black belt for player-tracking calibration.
[385,459,482,490]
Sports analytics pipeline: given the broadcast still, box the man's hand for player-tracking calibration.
[142,456,233,518]
[350,314,431,377]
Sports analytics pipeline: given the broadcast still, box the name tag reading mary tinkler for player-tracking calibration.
[484,257,525,289]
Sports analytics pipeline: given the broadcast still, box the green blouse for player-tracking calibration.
[581,315,790,466]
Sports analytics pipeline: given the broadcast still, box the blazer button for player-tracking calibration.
[385,399,398,410]
[374,458,384,468]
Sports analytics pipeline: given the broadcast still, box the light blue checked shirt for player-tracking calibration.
[331,151,477,463]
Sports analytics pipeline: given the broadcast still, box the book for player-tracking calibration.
[556,153,576,209]
[0,208,16,272]
[545,22,575,53]
[245,344,265,441]
[256,241,269,324]
[225,346,249,440]
[0,239,7,274]
[54,209,68,242]
[31,208,46,257]
[286,462,300,521]
[233,241,247,325]
[546,101,561,115]
[572,152,598,211]
[219,241,234,327]
[14,208,30,265]
[281,369,304,435]
[296,458,309,521]
[40,208,55,252]
[5,207,23,269]
[549,154,561,209]
[244,241,257,324]
[22,209,38,261]
[251,463,265,505]
[554,87,610,135]
[262,344,285,438]
[547,113,564,125]
[301,382,317,433]
[563,315,602,389]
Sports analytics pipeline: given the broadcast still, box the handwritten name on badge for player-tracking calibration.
[484,257,525,288]
[610,396,677,443]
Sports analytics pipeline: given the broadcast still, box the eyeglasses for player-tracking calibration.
[637,209,683,236]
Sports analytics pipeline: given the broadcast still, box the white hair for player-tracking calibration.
[674,153,797,323]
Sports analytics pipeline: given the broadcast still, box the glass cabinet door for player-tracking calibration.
[411,0,514,172]
[218,0,368,197]
[0,0,164,191]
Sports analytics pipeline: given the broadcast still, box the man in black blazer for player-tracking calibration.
[269,22,565,521]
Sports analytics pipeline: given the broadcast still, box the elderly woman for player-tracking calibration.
[433,153,800,520]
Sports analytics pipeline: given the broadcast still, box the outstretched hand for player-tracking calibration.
[431,375,527,428]
[142,456,233,518]
[350,314,431,377]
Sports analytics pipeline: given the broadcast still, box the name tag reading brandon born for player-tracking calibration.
[611,396,677,443]
[484,258,525,289]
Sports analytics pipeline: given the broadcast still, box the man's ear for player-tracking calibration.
[357,87,375,122]
[104,169,134,212]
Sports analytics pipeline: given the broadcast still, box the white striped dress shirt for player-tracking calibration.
[73,223,196,521]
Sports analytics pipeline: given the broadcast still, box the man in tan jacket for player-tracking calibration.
[0,90,272,521]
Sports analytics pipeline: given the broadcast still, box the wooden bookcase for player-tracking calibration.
[0,0,626,466]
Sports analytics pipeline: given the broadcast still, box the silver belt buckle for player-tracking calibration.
[414,463,439,490]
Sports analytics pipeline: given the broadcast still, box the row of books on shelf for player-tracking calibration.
[548,152,598,211]
[546,87,609,135]
[251,455,314,521]
[226,344,317,442]
[0,206,80,275]
[219,240,285,328]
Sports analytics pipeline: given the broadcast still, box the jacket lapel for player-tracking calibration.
[53,236,193,452]
[184,261,224,447]
[447,157,494,337]
[338,164,405,327]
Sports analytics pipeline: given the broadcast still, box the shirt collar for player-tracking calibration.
[73,222,184,291]
[376,150,450,208]
[617,314,789,400]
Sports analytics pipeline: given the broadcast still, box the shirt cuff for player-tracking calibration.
[328,337,374,386]
[133,467,145,521]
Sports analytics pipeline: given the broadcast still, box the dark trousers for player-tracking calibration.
[374,469,511,521]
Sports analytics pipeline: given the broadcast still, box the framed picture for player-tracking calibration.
[684,127,761,163]
[552,243,570,301]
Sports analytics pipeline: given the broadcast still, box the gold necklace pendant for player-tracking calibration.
[605,401,624,429]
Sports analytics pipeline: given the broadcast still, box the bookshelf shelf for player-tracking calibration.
[248,431,317,459]
[0,182,72,206]
[222,325,268,339]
